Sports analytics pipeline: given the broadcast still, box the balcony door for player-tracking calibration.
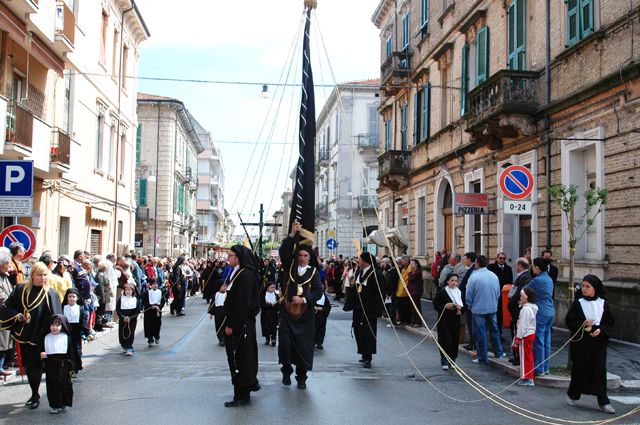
[442,184,453,253]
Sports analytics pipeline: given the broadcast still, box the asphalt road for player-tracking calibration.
[0,296,638,425]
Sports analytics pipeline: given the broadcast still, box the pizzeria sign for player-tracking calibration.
[454,193,488,215]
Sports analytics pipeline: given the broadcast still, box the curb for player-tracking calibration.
[398,321,622,390]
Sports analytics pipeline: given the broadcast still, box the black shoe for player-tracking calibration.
[271,340,276,346]
[218,340,225,346]
[29,400,40,409]
[265,340,270,345]
[358,359,365,363]
[316,344,323,350]
[177,312,185,316]
[224,399,250,407]
[25,397,37,407]
[463,344,475,351]
[250,382,261,392]
[297,381,307,390]
[363,360,372,369]
[282,375,292,386]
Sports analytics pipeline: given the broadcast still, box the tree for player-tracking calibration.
[549,184,608,303]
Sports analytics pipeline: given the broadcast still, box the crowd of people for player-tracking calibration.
[0,234,616,415]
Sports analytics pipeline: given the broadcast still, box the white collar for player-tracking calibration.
[297,265,310,276]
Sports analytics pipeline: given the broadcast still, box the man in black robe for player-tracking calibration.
[350,252,385,368]
[222,245,260,407]
[278,222,323,390]
[313,290,331,349]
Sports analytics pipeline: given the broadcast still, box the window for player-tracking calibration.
[122,45,129,89]
[139,178,148,206]
[117,220,123,242]
[386,35,392,60]
[119,133,126,180]
[476,26,490,85]
[368,103,379,143]
[90,229,102,255]
[384,206,390,227]
[108,123,115,176]
[400,103,408,150]
[461,43,468,116]
[112,29,119,78]
[58,217,70,256]
[566,0,593,47]
[508,0,526,70]
[100,11,108,65]
[421,83,431,141]
[95,114,104,169]
[420,0,429,38]
[136,124,142,164]
[416,196,426,256]
[362,166,370,196]
[441,66,449,128]
[63,74,72,133]
[384,118,391,151]
[402,13,410,50]
[413,90,420,146]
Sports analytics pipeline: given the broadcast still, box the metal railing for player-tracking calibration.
[6,102,33,149]
[378,150,410,178]
[51,127,71,165]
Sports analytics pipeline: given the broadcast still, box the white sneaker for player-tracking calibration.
[472,359,479,364]
[441,365,449,370]
[600,404,615,414]
[148,342,154,347]
[386,324,395,328]
[566,396,576,406]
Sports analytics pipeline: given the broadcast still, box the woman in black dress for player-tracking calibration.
[433,273,465,370]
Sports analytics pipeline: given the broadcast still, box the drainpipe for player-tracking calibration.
[545,0,552,251]
[113,1,135,253]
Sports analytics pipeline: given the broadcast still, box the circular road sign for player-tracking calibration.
[0,224,37,259]
[499,165,534,200]
[326,238,338,250]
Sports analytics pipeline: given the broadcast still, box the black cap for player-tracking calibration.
[39,255,57,266]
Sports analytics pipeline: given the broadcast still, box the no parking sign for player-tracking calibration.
[0,224,37,259]
[499,165,534,200]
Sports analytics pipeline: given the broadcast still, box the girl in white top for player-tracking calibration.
[514,287,538,386]
[39,314,74,414]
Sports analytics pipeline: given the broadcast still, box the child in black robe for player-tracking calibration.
[260,282,279,346]
[142,279,165,347]
[39,314,74,414]
[117,284,140,356]
[208,283,227,346]
[433,273,465,370]
[314,291,332,349]
[62,288,89,375]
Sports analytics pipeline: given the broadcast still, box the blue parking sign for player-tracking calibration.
[0,160,34,216]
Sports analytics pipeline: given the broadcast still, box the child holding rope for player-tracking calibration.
[513,287,537,386]
[208,283,227,346]
[116,284,140,356]
[433,273,465,370]
[142,279,165,347]
[39,314,74,414]
[62,288,89,376]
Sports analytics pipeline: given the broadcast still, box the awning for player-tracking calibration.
[366,230,388,247]
[87,206,111,223]
[384,226,408,249]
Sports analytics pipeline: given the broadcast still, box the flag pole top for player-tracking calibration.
[304,0,317,9]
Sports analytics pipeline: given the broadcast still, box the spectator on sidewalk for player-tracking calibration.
[466,255,504,365]
[507,258,532,365]
[459,252,477,351]
[524,257,554,376]
[0,251,15,376]
[8,242,26,286]
[408,260,424,327]
[395,255,412,326]
[513,287,537,387]
[487,252,513,335]
[438,253,466,288]
[565,274,616,414]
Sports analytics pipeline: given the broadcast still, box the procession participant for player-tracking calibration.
[170,256,187,316]
[278,221,323,389]
[313,289,331,350]
[116,284,140,356]
[142,279,165,347]
[222,245,260,407]
[565,274,616,414]
[260,282,279,346]
[0,262,62,409]
[39,314,74,414]
[433,273,465,370]
[62,288,89,375]
[207,282,227,346]
[350,252,385,369]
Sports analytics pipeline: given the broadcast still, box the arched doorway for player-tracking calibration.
[442,184,453,253]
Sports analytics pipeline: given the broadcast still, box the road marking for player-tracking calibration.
[609,396,640,405]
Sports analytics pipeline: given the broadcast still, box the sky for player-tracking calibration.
[134,0,382,232]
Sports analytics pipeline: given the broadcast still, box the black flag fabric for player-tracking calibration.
[288,7,316,246]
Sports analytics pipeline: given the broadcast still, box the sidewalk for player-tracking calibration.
[392,298,640,390]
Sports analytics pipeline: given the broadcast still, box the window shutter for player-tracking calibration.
[581,0,593,38]
[386,36,392,59]
[508,2,516,69]
[516,0,526,70]
[421,83,430,141]
[139,178,147,206]
[460,43,468,116]
[421,0,429,36]
[476,26,489,84]
[401,103,408,150]
[413,91,419,145]
[136,124,142,164]
[566,0,579,47]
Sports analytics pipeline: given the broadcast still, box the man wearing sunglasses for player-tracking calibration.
[487,252,513,337]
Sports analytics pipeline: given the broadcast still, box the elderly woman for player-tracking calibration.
[565,274,616,414]
[0,250,15,376]
[0,262,62,408]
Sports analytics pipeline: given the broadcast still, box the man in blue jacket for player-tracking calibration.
[466,255,505,364]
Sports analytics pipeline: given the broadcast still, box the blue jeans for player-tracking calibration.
[534,314,554,374]
[472,313,504,364]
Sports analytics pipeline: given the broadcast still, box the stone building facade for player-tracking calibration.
[135,93,203,258]
[372,0,640,341]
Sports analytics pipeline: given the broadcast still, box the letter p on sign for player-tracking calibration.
[5,166,25,192]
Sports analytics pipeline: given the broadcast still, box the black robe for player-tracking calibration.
[314,292,332,346]
[350,267,385,356]
[142,289,166,341]
[433,288,466,364]
[565,298,615,401]
[39,329,74,408]
[223,267,260,389]
[62,303,88,373]
[260,291,279,340]
[278,261,323,370]
[116,297,140,349]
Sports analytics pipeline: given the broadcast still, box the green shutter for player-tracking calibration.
[413,91,419,145]
[509,0,526,70]
[400,104,407,150]
[139,178,147,206]
[508,2,515,69]
[566,0,579,46]
[477,26,489,84]
[461,43,468,116]
[422,83,430,141]
[136,124,142,164]
[384,119,391,151]
[581,0,593,38]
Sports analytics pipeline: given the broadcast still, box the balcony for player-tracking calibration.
[381,50,412,95]
[466,70,539,150]
[356,133,379,151]
[378,150,410,191]
[317,148,329,166]
[136,207,150,221]
[50,127,71,173]
[54,1,75,53]
[3,0,39,18]
[4,102,34,157]
[357,195,379,211]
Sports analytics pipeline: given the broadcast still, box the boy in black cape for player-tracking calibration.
[142,279,165,347]
[314,290,332,349]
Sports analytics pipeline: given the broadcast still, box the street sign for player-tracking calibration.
[326,238,337,250]
[499,165,534,200]
[0,160,34,216]
[455,193,488,214]
[328,230,335,237]
[504,200,533,215]
[0,224,37,259]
